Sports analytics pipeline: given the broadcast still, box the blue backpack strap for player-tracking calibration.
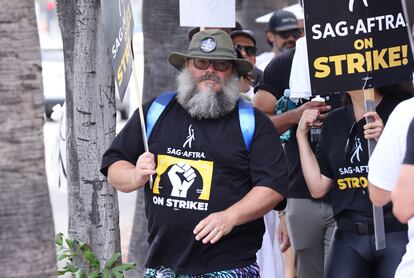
[146,91,176,139]
[238,98,255,152]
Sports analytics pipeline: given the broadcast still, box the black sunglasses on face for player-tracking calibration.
[235,44,257,56]
[191,59,233,72]
[276,29,302,39]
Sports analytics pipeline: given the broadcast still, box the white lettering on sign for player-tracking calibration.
[312,13,406,40]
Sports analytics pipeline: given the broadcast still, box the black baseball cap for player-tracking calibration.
[268,10,299,32]
[230,29,256,46]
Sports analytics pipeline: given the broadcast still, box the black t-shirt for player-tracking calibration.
[100,98,288,275]
[254,48,342,199]
[252,66,263,88]
[403,117,414,164]
[254,48,295,97]
[317,95,399,220]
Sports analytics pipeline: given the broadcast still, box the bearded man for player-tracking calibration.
[100,29,288,278]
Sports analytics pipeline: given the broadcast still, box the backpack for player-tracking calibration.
[146,92,255,151]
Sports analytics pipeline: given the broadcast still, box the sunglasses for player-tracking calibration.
[191,58,233,72]
[276,29,302,39]
[234,44,257,56]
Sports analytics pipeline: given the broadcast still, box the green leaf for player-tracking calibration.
[74,269,83,278]
[79,242,92,252]
[63,265,79,273]
[104,252,121,269]
[103,268,111,278]
[55,233,64,246]
[87,270,100,278]
[112,270,123,278]
[57,249,75,261]
[57,270,68,275]
[66,238,75,249]
[84,249,100,269]
[113,263,136,272]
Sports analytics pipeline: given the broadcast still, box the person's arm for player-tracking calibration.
[193,186,284,244]
[253,89,331,134]
[361,111,390,206]
[278,214,291,253]
[107,152,156,193]
[368,184,391,207]
[296,109,332,198]
[391,164,414,223]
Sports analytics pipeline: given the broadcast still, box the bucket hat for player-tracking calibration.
[168,29,253,76]
[187,21,243,41]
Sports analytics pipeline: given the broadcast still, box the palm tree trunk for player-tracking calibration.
[56,0,120,271]
[0,1,56,277]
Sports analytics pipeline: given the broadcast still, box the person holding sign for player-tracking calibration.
[101,29,288,277]
[296,86,410,278]
[254,44,339,278]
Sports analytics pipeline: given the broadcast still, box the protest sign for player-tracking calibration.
[304,0,413,95]
[179,0,235,27]
[402,0,414,58]
[101,0,134,101]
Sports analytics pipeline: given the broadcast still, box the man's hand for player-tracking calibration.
[295,100,331,124]
[193,210,238,244]
[135,152,156,186]
[363,111,384,141]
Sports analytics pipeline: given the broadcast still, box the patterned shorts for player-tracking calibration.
[144,263,260,278]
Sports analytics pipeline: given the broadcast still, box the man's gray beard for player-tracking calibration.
[176,69,240,119]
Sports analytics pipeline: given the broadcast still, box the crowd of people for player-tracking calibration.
[100,3,414,278]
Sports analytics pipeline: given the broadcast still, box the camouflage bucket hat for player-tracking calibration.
[168,29,253,76]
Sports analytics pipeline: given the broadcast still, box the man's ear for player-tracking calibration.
[266,31,275,47]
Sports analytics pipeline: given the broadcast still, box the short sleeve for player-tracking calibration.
[254,49,294,99]
[249,109,288,198]
[100,109,145,177]
[368,101,411,191]
[403,117,414,165]
[316,137,334,179]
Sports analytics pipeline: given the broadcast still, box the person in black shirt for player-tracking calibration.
[101,29,288,277]
[254,47,337,278]
[297,88,409,278]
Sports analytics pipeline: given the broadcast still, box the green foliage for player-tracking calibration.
[56,233,136,278]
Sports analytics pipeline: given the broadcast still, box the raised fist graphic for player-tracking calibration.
[168,163,196,198]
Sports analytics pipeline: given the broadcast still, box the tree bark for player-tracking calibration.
[141,0,188,102]
[56,0,120,271]
[0,1,56,277]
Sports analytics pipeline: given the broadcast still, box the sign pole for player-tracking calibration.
[131,59,154,188]
[363,87,386,250]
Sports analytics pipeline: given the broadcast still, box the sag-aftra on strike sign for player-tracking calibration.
[304,0,413,95]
